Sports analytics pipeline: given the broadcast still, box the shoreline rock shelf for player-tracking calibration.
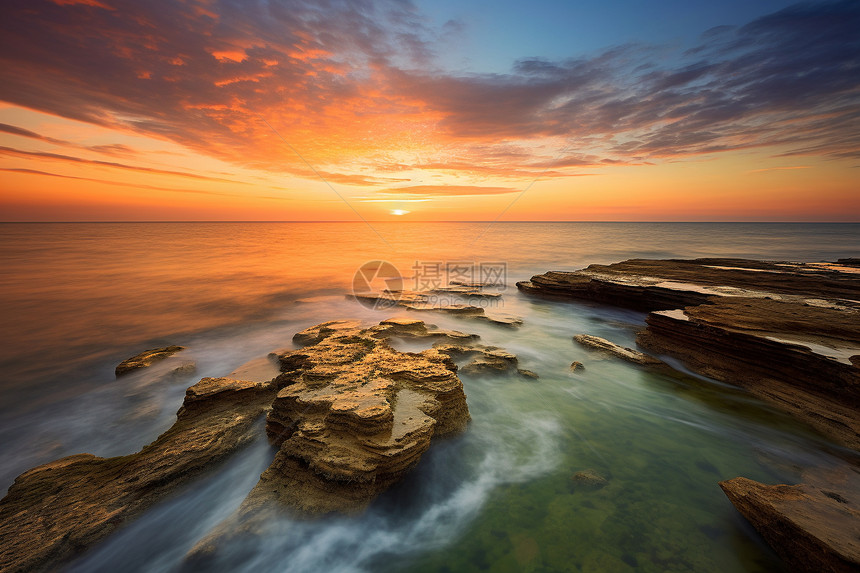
[1,318,506,571]
[518,257,860,573]
[518,258,860,449]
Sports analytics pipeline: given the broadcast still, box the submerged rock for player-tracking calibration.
[571,469,609,490]
[570,361,585,373]
[573,334,664,367]
[115,345,185,376]
[432,340,520,375]
[719,466,860,573]
[0,374,277,572]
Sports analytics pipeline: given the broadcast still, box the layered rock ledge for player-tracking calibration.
[518,258,860,449]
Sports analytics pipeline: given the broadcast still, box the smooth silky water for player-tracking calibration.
[1,222,858,572]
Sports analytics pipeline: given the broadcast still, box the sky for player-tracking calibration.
[0,0,857,221]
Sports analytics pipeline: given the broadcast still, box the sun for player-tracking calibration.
[390,209,410,216]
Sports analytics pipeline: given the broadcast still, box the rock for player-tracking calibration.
[478,313,525,328]
[115,345,185,376]
[0,375,277,573]
[517,258,860,310]
[571,469,608,490]
[188,319,474,559]
[518,369,539,379]
[263,320,471,514]
[573,334,664,367]
[520,258,860,450]
[292,320,363,346]
[639,299,860,449]
[169,360,197,378]
[719,465,860,573]
[570,361,585,372]
[434,341,519,375]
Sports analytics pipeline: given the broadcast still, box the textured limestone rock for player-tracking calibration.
[0,375,277,573]
[115,345,185,376]
[573,334,664,366]
[244,319,473,517]
[187,319,478,560]
[719,466,860,573]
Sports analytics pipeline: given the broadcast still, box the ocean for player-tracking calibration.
[1,221,858,572]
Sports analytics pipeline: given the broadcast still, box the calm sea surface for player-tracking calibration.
[1,222,858,572]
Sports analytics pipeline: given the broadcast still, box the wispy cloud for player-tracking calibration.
[747,165,812,174]
[0,0,857,186]
[378,185,519,196]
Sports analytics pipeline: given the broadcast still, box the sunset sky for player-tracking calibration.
[0,0,857,221]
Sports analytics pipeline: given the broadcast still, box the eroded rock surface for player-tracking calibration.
[115,345,185,376]
[258,319,472,514]
[0,375,276,573]
[519,258,860,449]
[720,466,860,573]
[188,318,477,560]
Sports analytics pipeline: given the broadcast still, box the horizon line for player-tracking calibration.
[0,220,858,224]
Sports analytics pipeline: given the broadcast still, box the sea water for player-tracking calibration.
[1,222,858,572]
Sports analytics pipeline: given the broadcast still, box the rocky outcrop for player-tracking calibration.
[258,319,472,513]
[517,258,860,310]
[639,300,860,449]
[573,334,664,367]
[519,258,860,449]
[3,318,518,571]
[258,319,472,514]
[187,318,478,560]
[0,374,276,572]
[719,465,860,573]
[115,345,185,376]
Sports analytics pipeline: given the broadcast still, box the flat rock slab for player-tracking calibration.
[720,466,860,573]
[115,345,185,376]
[573,334,664,366]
